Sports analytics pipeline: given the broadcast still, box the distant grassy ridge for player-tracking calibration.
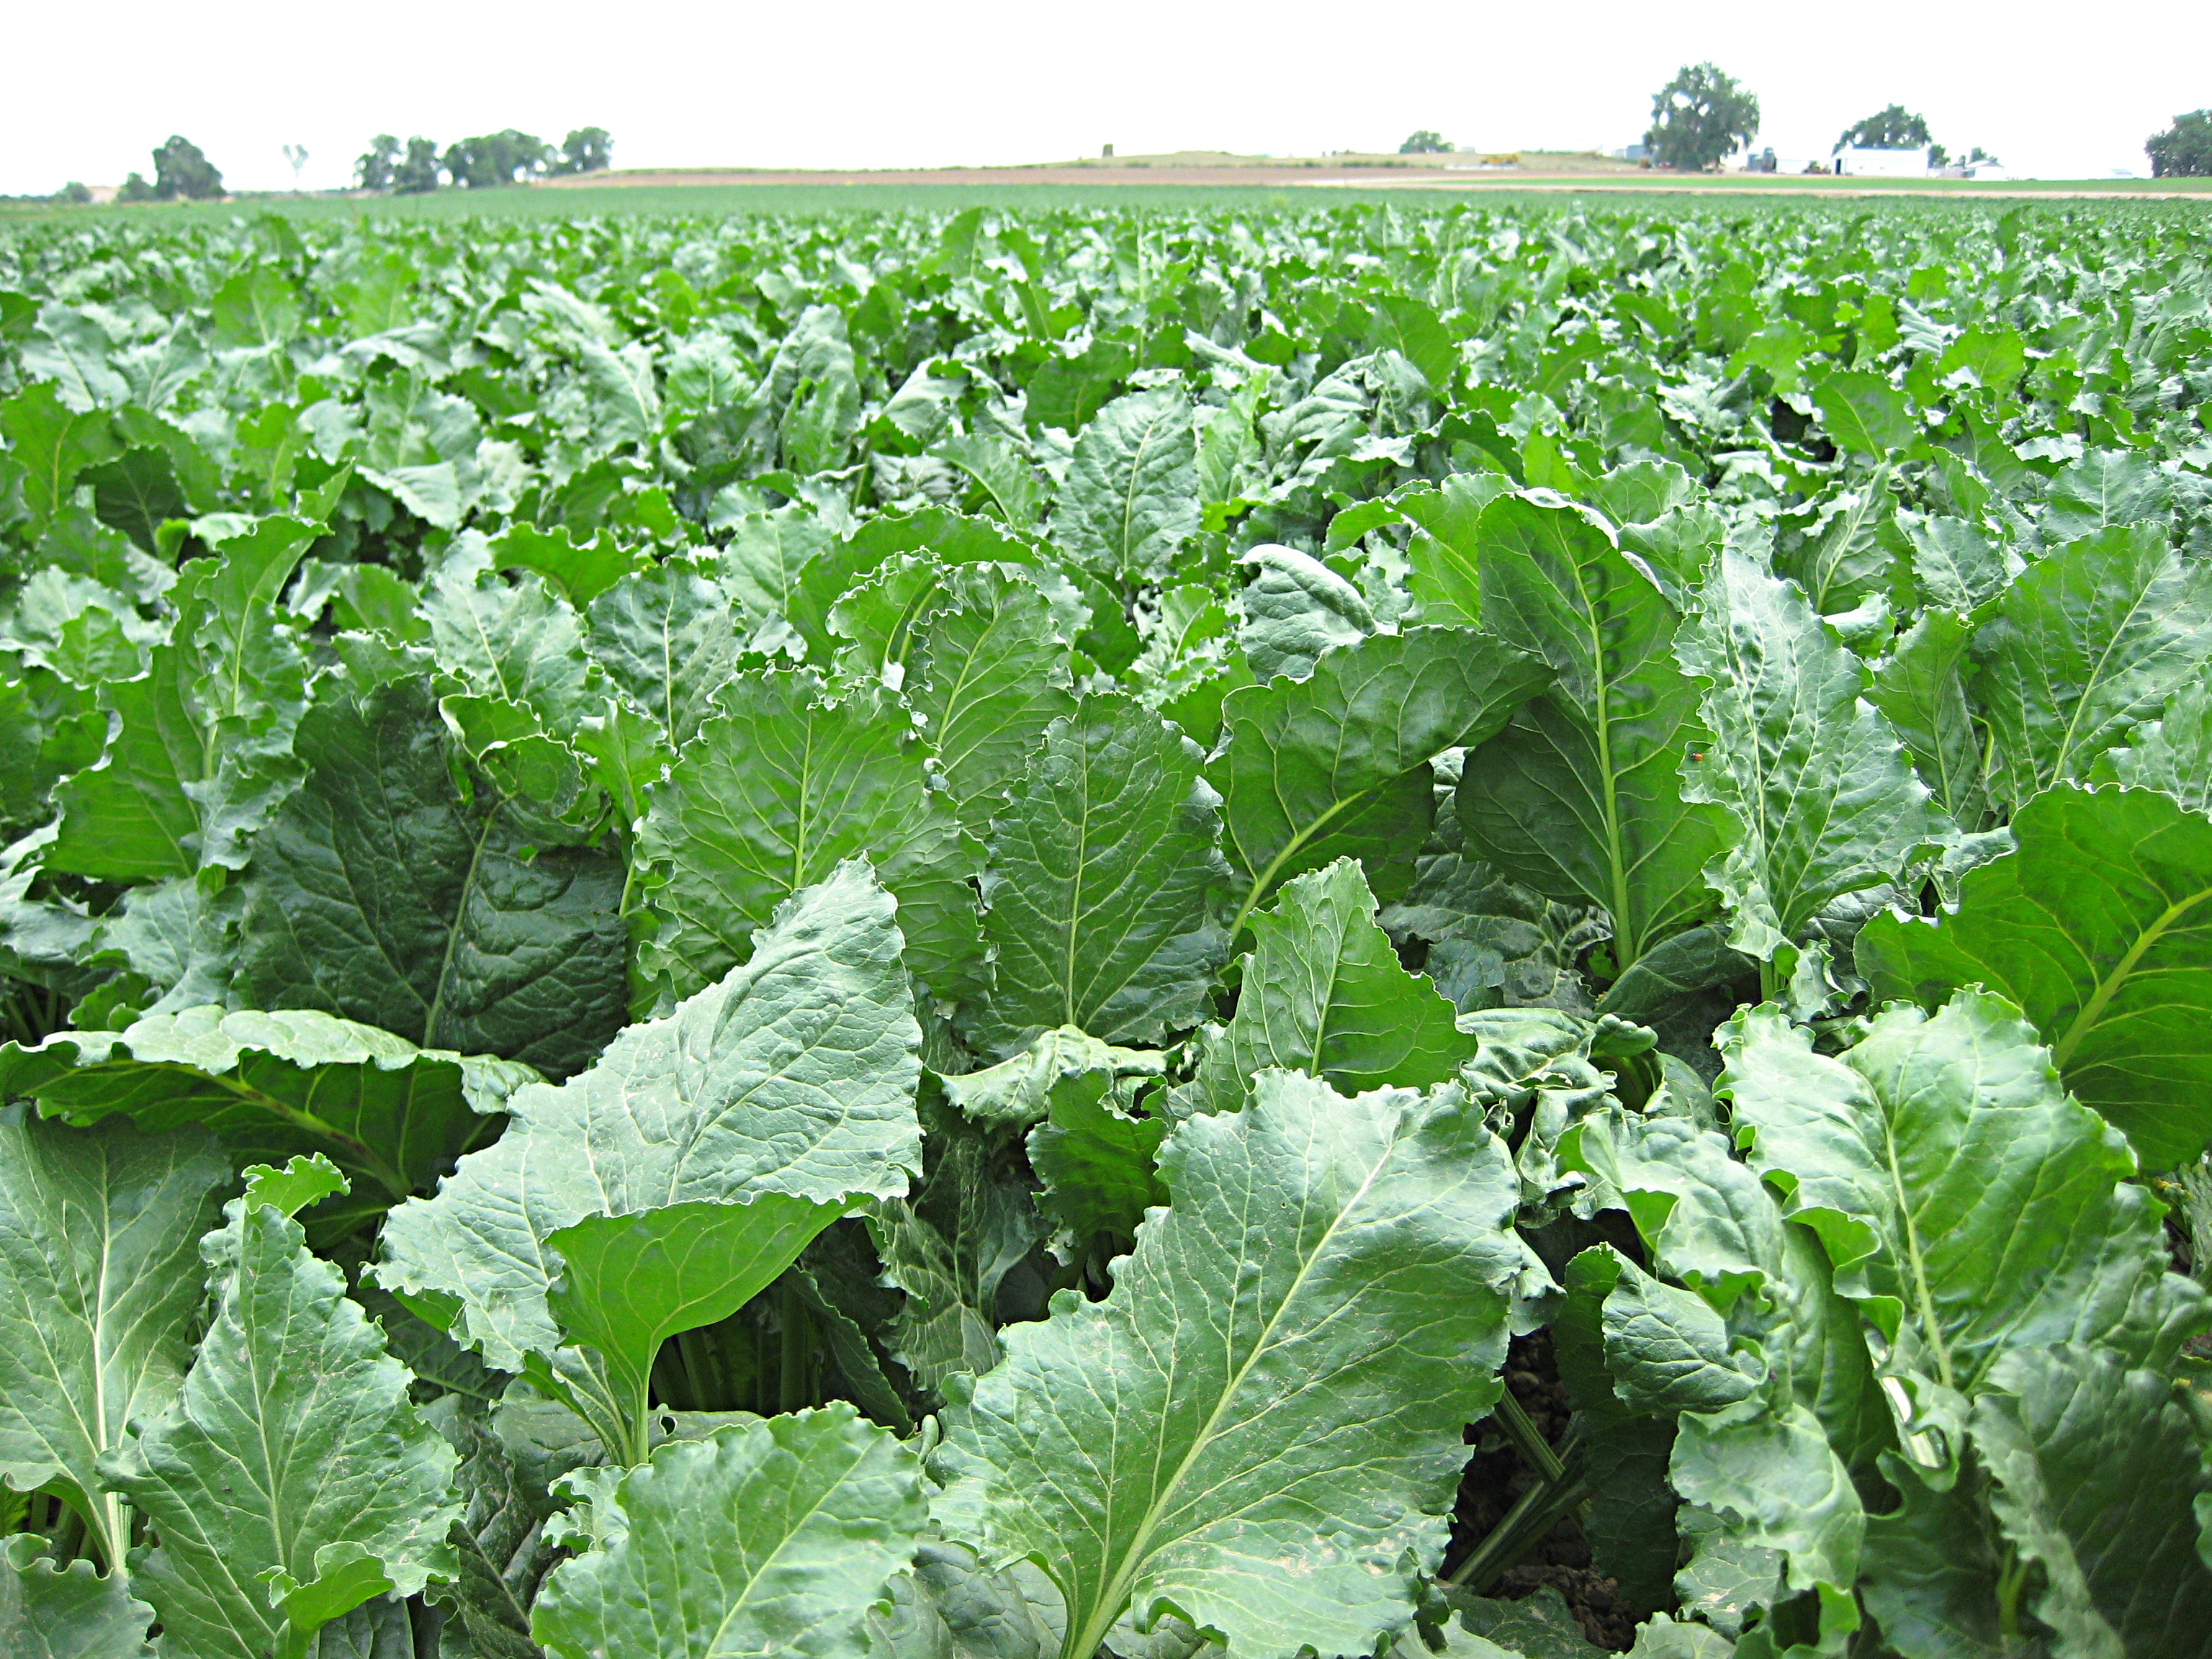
[5,172,2210,227]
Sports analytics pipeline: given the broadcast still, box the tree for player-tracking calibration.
[1643,63,1759,171]
[392,137,442,195]
[117,171,157,203]
[441,130,552,189]
[53,181,91,204]
[150,135,223,200]
[552,127,614,175]
[1837,104,1932,153]
[356,135,400,192]
[1398,130,1453,156]
[2148,109,2212,177]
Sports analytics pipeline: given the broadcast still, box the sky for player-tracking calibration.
[4,0,2208,195]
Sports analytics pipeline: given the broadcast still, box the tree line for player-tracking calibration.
[354,127,613,193]
[1406,72,2212,178]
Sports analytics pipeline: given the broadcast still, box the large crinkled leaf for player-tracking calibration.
[580,553,739,747]
[968,697,1229,1056]
[531,1406,926,1659]
[871,1104,1046,1394]
[1856,784,2212,1172]
[907,562,1080,830]
[1869,610,1987,827]
[1455,493,1727,968]
[2090,679,2212,814]
[1052,389,1198,580]
[1380,849,1609,1017]
[1559,1111,1866,1629]
[1673,548,1946,970]
[101,1165,461,1659]
[420,555,601,732]
[1970,1344,2212,1659]
[1972,523,2212,809]
[50,519,321,881]
[1235,544,1376,683]
[1717,992,2203,1419]
[1170,858,1470,1121]
[0,1114,227,1573]
[1856,1457,2010,1659]
[1772,470,1905,616]
[872,1539,1065,1659]
[3,1007,534,1205]
[233,677,628,1082]
[937,1025,1164,1133]
[1211,626,1552,933]
[934,1069,1526,1659]
[374,860,921,1389]
[0,1534,152,1659]
[422,1396,563,1659]
[637,667,981,1003]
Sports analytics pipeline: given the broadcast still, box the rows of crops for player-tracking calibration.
[1,195,2210,1658]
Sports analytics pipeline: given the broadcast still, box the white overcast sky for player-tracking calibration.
[4,0,2207,194]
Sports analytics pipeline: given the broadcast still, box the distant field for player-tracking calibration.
[6,178,2211,227]
[6,145,2208,224]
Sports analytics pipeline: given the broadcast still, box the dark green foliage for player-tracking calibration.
[2148,109,2212,177]
[1644,63,1760,171]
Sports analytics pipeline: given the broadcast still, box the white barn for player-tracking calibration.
[1835,147,1932,177]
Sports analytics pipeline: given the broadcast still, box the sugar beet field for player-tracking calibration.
[0,194,2211,1658]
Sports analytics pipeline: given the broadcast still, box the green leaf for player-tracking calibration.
[1972,523,2212,807]
[1808,368,1916,459]
[1899,511,2018,615]
[1773,470,1905,616]
[968,697,1228,1056]
[1717,992,2202,1411]
[2090,679,2212,812]
[1399,472,1516,627]
[1236,544,1376,683]
[374,862,921,1416]
[209,269,302,349]
[1559,1110,1866,1618]
[639,668,981,1002]
[580,554,737,747]
[1856,1457,2010,1659]
[1969,1344,2212,1659]
[101,1185,460,1659]
[936,1025,1165,1133]
[1172,858,1470,1119]
[1857,784,2212,1172]
[486,523,642,607]
[871,1101,1045,1394]
[2042,449,2172,541]
[1869,611,1987,825]
[1674,549,1945,968]
[1025,1079,1168,1246]
[544,1196,848,1461]
[0,1534,152,1659]
[1595,1249,1765,1416]
[934,1069,1526,1659]
[233,678,629,1082]
[50,521,320,881]
[5,1007,533,1205]
[907,562,1079,830]
[0,1114,228,1571]
[1935,324,2025,394]
[1212,626,1552,933]
[1052,390,1198,580]
[531,1406,926,1659]
[1,380,122,526]
[420,560,601,733]
[1455,493,1728,968]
